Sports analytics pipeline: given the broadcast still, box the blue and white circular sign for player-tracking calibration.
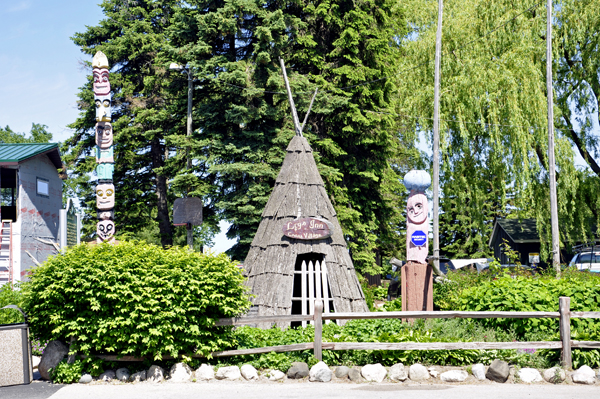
[411,230,427,246]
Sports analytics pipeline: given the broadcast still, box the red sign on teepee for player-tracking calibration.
[282,218,333,240]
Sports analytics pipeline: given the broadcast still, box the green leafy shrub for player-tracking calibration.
[382,297,402,311]
[227,317,554,368]
[433,268,494,310]
[50,360,84,384]
[0,282,26,324]
[457,270,600,367]
[23,241,251,360]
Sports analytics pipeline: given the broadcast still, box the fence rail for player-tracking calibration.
[92,296,600,369]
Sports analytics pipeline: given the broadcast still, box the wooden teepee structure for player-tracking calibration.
[243,134,368,326]
[243,60,367,327]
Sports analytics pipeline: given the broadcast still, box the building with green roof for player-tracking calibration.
[0,143,64,285]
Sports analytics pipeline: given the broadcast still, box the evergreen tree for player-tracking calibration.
[66,0,219,246]
[166,0,415,272]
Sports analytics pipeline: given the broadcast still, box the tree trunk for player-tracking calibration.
[151,138,173,247]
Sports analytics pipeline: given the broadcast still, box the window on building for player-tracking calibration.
[37,178,49,197]
[1,168,18,221]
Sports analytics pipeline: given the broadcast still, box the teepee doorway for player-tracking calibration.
[291,253,335,328]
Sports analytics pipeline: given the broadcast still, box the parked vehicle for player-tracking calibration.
[569,245,600,273]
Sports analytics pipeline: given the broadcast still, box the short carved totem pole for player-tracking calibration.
[93,51,116,243]
[402,170,432,313]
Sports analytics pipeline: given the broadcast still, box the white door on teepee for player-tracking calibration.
[291,253,335,327]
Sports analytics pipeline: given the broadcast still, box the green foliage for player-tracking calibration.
[252,352,292,372]
[382,297,402,311]
[0,283,26,325]
[65,0,420,272]
[23,241,251,360]
[50,360,84,384]
[0,123,53,144]
[358,277,376,311]
[433,268,493,311]
[397,0,600,262]
[457,270,600,367]
[230,317,555,368]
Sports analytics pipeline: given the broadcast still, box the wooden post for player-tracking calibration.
[279,58,302,136]
[559,296,571,369]
[546,0,560,274]
[432,0,443,278]
[314,299,323,361]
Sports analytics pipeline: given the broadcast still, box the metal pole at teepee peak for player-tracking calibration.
[432,0,443,275]
[546,0,561,275]
[279,58,303,136]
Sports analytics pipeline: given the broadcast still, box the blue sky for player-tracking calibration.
[0,0,235,252]
[0,1,104,141]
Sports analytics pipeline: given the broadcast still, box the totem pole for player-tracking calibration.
[402,170,432,314]
[93,52,116,243]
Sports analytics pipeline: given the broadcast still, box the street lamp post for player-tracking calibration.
[170,62,194,250]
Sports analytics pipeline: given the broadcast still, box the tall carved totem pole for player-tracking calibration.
[402,170,432,313]
[93,52,116,243]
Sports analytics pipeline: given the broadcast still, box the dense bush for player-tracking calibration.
[433,268,495,310]
[23,241,251,360]
[225,317,554,368]
[456,269,600,367]
[0,282,26,324]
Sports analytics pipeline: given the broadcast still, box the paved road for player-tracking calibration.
[0,381,63,399]
[3,381,597,399]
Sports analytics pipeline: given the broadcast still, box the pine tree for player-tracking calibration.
[166,0,414,272]
[66,0,219,245]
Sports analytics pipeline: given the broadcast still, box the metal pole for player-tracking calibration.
[432,0,443,276]
[186,70,193,250]
[546,0,560,275]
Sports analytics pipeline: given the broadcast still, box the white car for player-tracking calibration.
[569,251,600,273]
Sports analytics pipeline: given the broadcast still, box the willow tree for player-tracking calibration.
[553,0,600,243]
[396,0,589,261]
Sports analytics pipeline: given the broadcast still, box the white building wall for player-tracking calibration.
[16,154,62,280]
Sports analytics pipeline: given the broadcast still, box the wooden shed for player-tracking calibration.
[243,135,368,327]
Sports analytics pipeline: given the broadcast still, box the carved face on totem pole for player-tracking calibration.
[96,183,115,210]
[404,170,431,264]
[95,94,112,122]
[93,68,110,96]
[95,122,113,148]
[97,219,115,243]
[407,192,427,225]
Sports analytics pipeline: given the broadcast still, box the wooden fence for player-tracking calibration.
[96,297,600,369]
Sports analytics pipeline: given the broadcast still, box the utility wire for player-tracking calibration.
[216,0,544,95]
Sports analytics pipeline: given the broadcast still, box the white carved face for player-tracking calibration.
[97,220,115,241]
[407,192,427,224]
[96,183,115,210]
